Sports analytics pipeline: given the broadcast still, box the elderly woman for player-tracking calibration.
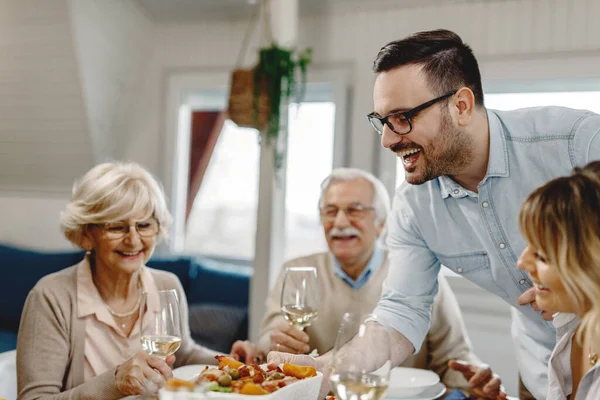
[17,162,257,399]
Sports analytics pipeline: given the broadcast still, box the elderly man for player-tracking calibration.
[258,168,502,393]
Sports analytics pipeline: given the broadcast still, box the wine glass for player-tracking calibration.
[140,289,182,360]
[329,312,391,400]
[280,266,320,330]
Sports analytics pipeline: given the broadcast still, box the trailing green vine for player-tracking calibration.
[253,45,313,144]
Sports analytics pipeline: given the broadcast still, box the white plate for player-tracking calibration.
[388,382,446,400]
[387,367,440,397]
[173,364,212,380]
[162,364,323,400]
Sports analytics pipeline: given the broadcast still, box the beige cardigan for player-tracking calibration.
[17,260,218,400]
[257,252,480,389]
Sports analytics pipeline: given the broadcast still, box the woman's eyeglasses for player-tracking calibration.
[95,218,159,239]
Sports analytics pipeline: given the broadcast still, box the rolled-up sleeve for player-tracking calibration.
[372,188,441,353]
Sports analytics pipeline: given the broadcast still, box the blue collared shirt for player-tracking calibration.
[374,107,600,400]
[332,245,384,290]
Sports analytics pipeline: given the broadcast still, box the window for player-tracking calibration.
[395,90,600,187]
[184,83,340,262]
[185,121,260,259]
[284,102,335,261]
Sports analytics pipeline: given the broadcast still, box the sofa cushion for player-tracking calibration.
[188,304,248,353]
[0,244,84,331]
[146,257,193,295]
[0,331,17,353]
[187,258,251,308]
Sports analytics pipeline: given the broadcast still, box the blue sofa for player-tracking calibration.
[0,244,251,353]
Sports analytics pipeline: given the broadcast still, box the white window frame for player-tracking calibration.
[161,65,352,254]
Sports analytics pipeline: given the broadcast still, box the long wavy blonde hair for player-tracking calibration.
[519,161,600,348]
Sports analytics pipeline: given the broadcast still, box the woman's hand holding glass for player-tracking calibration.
[329,313,391,400]
[115,350,175,395]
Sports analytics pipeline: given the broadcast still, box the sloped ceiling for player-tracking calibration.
[135,0,475,21]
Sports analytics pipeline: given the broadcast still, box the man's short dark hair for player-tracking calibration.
[373,29,484,106]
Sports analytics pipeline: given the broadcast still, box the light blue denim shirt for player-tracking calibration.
[374,107,600,399]
[332,245,384,290]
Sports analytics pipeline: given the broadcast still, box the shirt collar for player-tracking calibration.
[438,109,510,199]
[332,245,384,290]
[77,255,158,318]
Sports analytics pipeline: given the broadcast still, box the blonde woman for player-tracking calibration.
[17,162,256,399]
[517,161,600,399]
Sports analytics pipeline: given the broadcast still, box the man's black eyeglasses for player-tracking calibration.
[367,90,457,135]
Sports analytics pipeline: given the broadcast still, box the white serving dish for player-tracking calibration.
[159,364,323,400]
[386,367,440,398]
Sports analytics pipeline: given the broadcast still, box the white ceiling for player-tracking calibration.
[134,0,460,21]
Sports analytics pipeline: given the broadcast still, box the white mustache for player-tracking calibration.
[329,227,362,239]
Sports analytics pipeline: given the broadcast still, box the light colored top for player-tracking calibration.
[373,107,600,399]
[547,313,600,399]
[77,259,158,380]
[258,251,480,389]
[17,258,219,400]
[332,245,384,290]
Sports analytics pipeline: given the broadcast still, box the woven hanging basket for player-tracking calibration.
[227,68,271,131]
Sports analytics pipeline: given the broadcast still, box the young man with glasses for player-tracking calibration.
[270,29,600,400]
[258,168,505,396]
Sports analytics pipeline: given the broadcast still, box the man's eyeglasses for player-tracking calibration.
[367,90,457,135]
[320,204,375,222]
[94,218,159,240]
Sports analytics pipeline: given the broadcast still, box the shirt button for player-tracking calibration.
[457,267,463,273]
[499,243,506,249]
[453,189,459,195]
[519,279,526,285]
[482,202,489,208]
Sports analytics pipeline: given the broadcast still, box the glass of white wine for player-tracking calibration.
[329,312,391,400]
[280,266,320,330]
[140,289,182,360]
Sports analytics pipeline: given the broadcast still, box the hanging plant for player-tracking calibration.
[253,45,313,143]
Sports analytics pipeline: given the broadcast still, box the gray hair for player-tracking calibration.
[318,168,391,224]
[60,162,172,249]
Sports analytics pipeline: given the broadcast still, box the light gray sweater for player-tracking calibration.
[258,252,480,389]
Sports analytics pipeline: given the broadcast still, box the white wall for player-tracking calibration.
[0,0,155,249]
[70,0,155,163]
[0,0,93,194]
[0,0,91,248]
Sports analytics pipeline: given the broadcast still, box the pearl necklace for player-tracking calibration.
[104,282,142,329]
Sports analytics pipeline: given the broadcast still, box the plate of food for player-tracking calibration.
[160,355,323,400]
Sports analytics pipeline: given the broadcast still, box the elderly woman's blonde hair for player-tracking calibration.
[519,161,600,349]
[60,162,172,248]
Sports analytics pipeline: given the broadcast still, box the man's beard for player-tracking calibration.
[404,109,474,185]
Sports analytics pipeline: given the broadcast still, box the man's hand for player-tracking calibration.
[115,350,175,396]
[517,286,554,321]
[268,351,331,399]
[269,319,311,354]
[230,340,265,363]
[448,360,507,400]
